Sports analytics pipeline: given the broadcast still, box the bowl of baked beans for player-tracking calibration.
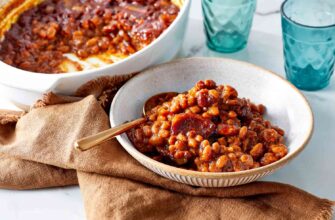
[110,57,314,187]
[0,0,190,107]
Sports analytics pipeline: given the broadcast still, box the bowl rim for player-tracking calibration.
[0,0,191,78]
[111,57,314,179]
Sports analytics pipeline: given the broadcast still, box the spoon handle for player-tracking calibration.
[74,118,146,151]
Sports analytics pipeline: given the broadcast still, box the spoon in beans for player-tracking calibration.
[74,92,178,151]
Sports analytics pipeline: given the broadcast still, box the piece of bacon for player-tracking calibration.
[171,113,216,138]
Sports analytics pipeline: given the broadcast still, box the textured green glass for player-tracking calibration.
[202,0,256,53]
[281,0,335,91]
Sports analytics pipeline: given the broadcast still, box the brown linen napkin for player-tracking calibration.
[0,154,78,189]
[0,110,78,189]
[78,172,334,220]
[0,85,333,219]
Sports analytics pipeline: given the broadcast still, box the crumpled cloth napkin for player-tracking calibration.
[0,76,333,220]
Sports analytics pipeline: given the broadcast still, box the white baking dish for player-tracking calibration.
[0,0,191,108]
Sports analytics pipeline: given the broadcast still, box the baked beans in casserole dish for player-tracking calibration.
[0,0,181,73]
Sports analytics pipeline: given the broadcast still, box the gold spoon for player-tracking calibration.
[74,92,178,151]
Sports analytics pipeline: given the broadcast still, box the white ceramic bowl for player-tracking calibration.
[110,57,314,187]
[0,0,191,108]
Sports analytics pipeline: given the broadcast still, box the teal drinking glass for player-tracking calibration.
[202,0,256,53]
[281,0,335,91]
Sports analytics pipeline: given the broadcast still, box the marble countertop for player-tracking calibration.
[1,1,334,219]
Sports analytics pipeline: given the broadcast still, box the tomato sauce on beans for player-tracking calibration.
[0,0,179,73]
[127,80,288,172]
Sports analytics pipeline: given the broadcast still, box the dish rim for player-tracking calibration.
[0,0,190,77]
[110,57,314,179]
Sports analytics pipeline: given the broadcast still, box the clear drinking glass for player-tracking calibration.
[281,0,335,91]
[202,0,256,53]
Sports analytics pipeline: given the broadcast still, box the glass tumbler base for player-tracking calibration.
[206,41,247,53]
[292,80,330,91]
[285,67,333,91]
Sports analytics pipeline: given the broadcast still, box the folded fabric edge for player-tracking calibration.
[0,182,78,190]
[316,199,335,220]
[0,110,25,124]
[0,154,78,190]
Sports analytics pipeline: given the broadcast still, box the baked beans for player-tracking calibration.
[127,80,288,172]
[0,0,179,73]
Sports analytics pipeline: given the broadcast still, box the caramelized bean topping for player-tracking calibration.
[0,0,179,73]
[127,80,288,172]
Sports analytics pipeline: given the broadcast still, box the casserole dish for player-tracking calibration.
[0,0,191,108]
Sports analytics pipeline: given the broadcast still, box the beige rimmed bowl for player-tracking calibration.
[110,57,314,187]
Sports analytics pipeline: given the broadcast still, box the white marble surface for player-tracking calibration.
[0,1,334,219]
